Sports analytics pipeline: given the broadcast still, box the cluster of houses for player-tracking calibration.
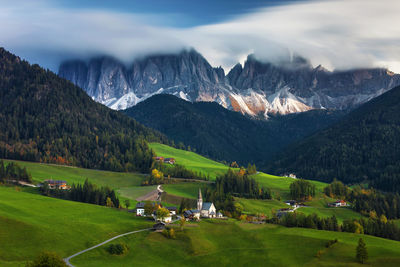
[43,179,70,190]
[135,201,177,223]
[154,157,176,165]
[135,188,224,223]
[328,200,348,207]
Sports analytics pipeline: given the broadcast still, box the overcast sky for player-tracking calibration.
[1,0,399,73]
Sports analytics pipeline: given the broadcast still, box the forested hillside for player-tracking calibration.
[124,94,344,165]
[0,48,168,172]
[267,85,400,192]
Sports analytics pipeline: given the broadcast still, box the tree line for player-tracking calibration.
[0,160,32,183]
[40,178,120,208]
[289,179,316,200]
[272,211,400,242]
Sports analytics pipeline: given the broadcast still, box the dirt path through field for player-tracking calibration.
[136,185,163,201]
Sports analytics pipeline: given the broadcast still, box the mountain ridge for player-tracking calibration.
[59,49,400,118]
[265,85,400,192]
[124,93,345,165]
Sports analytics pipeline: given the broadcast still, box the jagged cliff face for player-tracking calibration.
[59,50,400,117]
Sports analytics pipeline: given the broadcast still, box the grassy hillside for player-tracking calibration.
[71,220,400,267]
[0,186,152,266]
[251,173,328,199]
[162,183,204,199]
[149,143,231,179]
[3,159,148,204]
[3,159,145,188]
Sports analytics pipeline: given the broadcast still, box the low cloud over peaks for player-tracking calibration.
[1,0,399,73]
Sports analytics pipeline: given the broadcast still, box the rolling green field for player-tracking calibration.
[2,159,150,203]
[149,143,231,179]
[3,159,145,188]
[71,220,400,267]
[162,183,205,199]
[0,186,152,266]
[251,172,328,199]
[236,198,288,217]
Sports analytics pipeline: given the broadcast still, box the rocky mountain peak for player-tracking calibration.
[59,49,400,118]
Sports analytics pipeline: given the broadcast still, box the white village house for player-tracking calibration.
[136,202,145,216]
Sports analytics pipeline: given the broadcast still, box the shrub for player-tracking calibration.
[162,228,176,239]
[106,243,129,255]
[26,251,66,267]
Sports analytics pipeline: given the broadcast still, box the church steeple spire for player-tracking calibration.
[197,188,203,210]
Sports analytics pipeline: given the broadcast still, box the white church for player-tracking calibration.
[197,188,223,218]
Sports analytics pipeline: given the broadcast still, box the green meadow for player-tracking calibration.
[2,159,149,203]
[0,186,152,266]
[3,159,145,188]
[251,172,328,199]
[71,220,400,267]
[149,143,231,179]
[236,198,288,217]
[162,182,205,199]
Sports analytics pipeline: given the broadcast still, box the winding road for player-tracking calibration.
[64,228,152,267]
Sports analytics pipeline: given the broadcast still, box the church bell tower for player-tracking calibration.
[197,188,203,210]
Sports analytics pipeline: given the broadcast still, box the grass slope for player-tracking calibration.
[71,220,400,267]
[251,172,328,199]
[162,183,204,199]
[0,186,152,266]
[149,143,231,179]
[2,159,149,203]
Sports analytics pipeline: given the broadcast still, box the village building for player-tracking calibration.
[328,200,347,207]
[44,179,69,190]
[284,200,298,207]
[163,158,176,164]
[136,202,146,216]
[166,206,177,216]
[197,188,217,218]
[183,209,200,220]
[153,222,166,232]
[277,208,295,218]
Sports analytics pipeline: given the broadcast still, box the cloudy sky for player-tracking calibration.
[1,0,399,72]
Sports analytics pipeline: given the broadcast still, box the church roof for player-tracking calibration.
[198,188,202,200]
[201,202,214,211]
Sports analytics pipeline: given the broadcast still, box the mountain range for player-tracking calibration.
[59,49,400,118]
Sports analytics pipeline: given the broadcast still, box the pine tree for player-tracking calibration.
[356,238,368,264]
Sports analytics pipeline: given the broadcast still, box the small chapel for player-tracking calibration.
[197,188,217,218]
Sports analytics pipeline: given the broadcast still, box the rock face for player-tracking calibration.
[59,50,400,117]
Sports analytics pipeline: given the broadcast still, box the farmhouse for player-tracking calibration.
[328,200,347,207]
[277,208,295,218]
[153,222,166,232]
[164,158,176,164]
[44,180,70,190]
[284,200,298,207]
[166,206,177,216]
[136,202,145,216]
[183,209,200,220]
